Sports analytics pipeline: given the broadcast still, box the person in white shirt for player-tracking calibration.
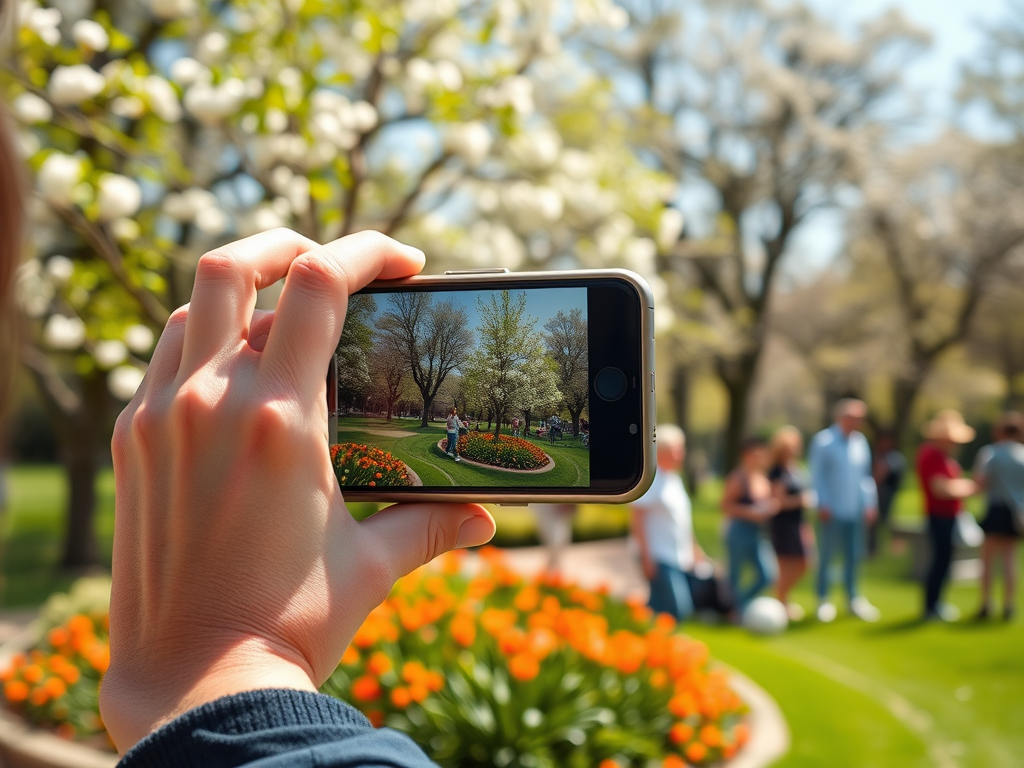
[445,407,463,461]
[631,424,704,619]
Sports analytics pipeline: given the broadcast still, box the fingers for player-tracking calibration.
[357,503,495,584]
[144,305,190,392]
[180,229,319,375]
[262,231,424,393]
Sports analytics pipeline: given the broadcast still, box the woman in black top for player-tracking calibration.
[769,426,813,621]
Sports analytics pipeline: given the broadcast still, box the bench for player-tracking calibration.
[889,520,981,582]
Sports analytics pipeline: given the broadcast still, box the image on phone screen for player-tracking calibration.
[331,286,592,489]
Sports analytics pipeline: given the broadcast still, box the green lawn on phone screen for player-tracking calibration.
[334,416,590,488]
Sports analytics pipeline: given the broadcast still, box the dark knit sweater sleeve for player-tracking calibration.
[116,689,439,768]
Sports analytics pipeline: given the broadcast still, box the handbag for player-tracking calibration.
[952,510,984,549]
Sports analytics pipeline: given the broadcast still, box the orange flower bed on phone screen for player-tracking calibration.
[322,548,749,767]
[332,442,413,487]
[456,432,550,470]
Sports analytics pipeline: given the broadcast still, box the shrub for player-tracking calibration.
[0,556,750,766]
[322,549,749,768]
[332,442,413,487]
[457,432,550,470]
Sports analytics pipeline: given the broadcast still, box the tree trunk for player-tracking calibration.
[717,351,759,472]
[419,393,434,427]
[891,374,926,449]
[523,409,532,435]
[568,407,582,439]
[493,409,503,439]
[59,372,108,569]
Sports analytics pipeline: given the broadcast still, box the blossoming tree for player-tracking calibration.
[5,0,661,564]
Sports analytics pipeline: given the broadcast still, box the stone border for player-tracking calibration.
[0,628,118,768]
[725,665,790,768]
[435,439,555,474]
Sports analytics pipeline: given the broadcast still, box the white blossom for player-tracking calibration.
[111,218,141,241]
[143,76,182,122]
[623,237,657,275]
[97,174,142,221]
[111,96,145,118]
[351,101,378,133]
[46,255,75,283]
[124,325,155,353]
[657,208,685,250]
[509,128,561,169]
[38,153,84,207]
[169,58,210,86]
[72,19,109,51]
[95,339,128,368]
[150,0,196,19]
[194,206,228,235]
[15,260,55,318]
[109,365,145,400]
[434,61,464,91]
[12,92,52,124]
[443,122,492,167]
[265,108,289,133]
[196,32,229,64]
[183,79,246,124]
[23,5,61,46]
[48,65,106,105]
[44,315,86,350]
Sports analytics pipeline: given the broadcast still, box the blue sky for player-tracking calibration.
[369,286,587,350]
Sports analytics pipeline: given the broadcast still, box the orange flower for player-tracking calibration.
[669,722,695,744]
[733,722,750,746]
[662,756,686,768]
[450,613,476,647]
[367,652,392,676]
[350,676,382,702]
[498,628,527,656]
[365,710,384,728]
[390,686,412,708]
[599,761,620,768]
[513,587,540,612]
[525,627,558,660]
[408,683,429,703]
[55,722,76,740]
[425,671,444,692]
[685,742,707,763]
[67,615,93,636]
[56,665,80,685]
[4,680,29,703]
[47,627,70,647]
[341,646,360,665]
[480,608,516,636]
[654,613,677,633]
[30,686,49,706]
[22,665,43,684]
[86,646,110,674]
[401,661,428,686]
[44,677,66,699]
[668,692,697,718]
[699,724,722,747]
[508,653,540,681]
[650,669,668,689]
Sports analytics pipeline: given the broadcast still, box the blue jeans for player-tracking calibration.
[817,517,863,601]
[647,561,694,620]
[727,520,776,609]
[445,431,458,455]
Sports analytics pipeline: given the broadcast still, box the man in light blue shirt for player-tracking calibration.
[809,399,880,623]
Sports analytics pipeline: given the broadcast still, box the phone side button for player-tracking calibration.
[651,372,655,392]
[497,503,528,507]
[444,268,511,275]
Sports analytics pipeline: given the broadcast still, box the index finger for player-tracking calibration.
[261,230,425,391]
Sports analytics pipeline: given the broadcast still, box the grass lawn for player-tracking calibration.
[2,465,1022,767]
[336,416,591,488]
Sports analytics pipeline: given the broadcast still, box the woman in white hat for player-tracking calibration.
[916,410,977,622]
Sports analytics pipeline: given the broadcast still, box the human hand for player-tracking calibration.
[100,229,495,753]
[865,507,879,525]
[642,557,658,581]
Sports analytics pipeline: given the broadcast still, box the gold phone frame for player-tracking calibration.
[332,267,656,505]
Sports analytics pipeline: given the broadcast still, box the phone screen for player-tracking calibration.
[330,276,648,497]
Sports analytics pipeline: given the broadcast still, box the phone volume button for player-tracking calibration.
[444,268,511,275]
[651,372,655,392]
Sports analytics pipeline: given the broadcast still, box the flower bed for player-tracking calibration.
[0,555,749,767]
[323,549,748,767]
[332,442,413,487]
[456,432,550,470]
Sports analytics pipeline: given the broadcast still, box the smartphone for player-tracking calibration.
[327,268,655,504]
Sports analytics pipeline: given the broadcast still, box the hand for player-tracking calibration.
[100,230,496,753]
[819,507,832,522]
[865,507,879,525]
[642,557,658,581]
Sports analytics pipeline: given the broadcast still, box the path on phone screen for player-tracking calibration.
[335,416,590,488]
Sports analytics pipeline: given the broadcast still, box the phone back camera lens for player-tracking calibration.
[594,367,628,402]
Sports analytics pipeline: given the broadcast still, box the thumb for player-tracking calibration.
[357,503,496,581]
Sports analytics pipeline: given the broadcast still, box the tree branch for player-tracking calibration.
[20,343,82,415]
[382,152,452,237]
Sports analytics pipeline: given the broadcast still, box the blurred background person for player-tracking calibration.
[768,426,814,622]
[809,399,880,623]
[916,410,977,622]
[973,412,1024,621]
[870,430,906,557]
[631,425,702,619]
[532,504,577,575]
[722,437,779,613]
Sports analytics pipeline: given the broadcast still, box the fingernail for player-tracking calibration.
[404,245,426,263]
[455,515,494,549]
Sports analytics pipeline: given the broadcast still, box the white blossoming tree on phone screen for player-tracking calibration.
[3,0,669,566]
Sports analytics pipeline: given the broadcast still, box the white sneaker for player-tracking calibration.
[850,596,881,623]
[454,456,461,462]
[817,602,837,623]
[938,603,961,622]
[787,603,806,622]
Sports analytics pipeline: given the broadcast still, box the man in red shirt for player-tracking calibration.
[917,410,978,621]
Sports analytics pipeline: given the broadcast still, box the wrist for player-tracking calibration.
[101,637,318,753]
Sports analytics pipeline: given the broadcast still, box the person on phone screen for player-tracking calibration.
[631,425,702,619]
[445,406,463,461]
[512,416,521,438]
[722,437,780,612]
[809,398,880,623]
[973,412,1024,621]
